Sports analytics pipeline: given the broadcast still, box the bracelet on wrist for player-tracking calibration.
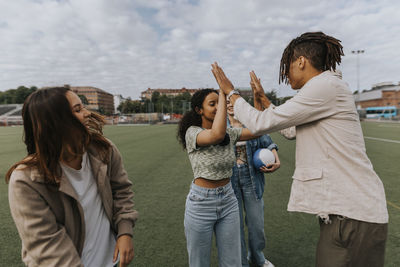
[226,90,240,101]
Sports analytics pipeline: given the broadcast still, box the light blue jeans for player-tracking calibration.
[184,182,241,267]
[231,164,266,267]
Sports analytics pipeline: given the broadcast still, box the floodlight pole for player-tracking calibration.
[351,50,365,108]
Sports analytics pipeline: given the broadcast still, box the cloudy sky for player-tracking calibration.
[1,0,400,98]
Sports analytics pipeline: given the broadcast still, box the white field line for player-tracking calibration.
[116,124,150,126]
[364,136,400,144]
[378,124,400,128]
[387,201,400,211]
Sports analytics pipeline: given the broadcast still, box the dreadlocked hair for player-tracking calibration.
[177,89,218,149]
[279,31,344,84]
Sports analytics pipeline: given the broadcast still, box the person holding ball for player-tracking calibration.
[211,31,388,267]
[227,92,279,267]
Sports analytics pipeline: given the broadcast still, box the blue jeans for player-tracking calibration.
[184,182,241,267]
[231,164,266,267]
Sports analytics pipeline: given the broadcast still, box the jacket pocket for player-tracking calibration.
[292,167,323,181]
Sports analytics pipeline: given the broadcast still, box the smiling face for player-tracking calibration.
[198,92,218,123]
[226,98,234,116]
[65,91,91,125]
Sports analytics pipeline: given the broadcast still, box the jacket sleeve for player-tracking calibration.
[234,77,337,135]
[259,134,278,151]
[8,172,83,267]
[109,143,138,238]
[279,126,296,140]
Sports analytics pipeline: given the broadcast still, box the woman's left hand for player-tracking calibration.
[260,161,280,173]
[211,62,234,95]
[114,235,134,267]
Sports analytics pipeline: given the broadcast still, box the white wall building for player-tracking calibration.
[113,94,126,114]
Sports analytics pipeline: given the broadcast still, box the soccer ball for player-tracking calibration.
[253,148,275,169]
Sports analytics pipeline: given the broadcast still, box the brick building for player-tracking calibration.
[70,86,115,114]
[354,82,400,109]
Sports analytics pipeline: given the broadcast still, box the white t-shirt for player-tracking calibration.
[61,152,117,267]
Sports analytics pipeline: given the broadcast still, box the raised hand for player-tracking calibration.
[250,71,271,109]
[250,71,264,98]
[211,62,234,95]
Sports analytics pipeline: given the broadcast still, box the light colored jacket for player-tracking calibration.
[8,142,138,266]
[234,71,388,224]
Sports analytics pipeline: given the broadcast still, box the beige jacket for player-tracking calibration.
[8,142,138,266]
[234,71,388,224]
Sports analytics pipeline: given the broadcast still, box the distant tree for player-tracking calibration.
[135,91,198,114]
[265,89,279,105]
[3,89,16,104]
[0,85,36,104]
[151,91,160,103]
[98,107,106,115]
[278,95,293,104]
[182,91,191,101]
[0,86,37,104]
[118,99,143,114]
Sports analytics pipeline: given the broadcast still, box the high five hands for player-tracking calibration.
[211,62,271,108]
[250,71,271,109]
[211,62,234,95]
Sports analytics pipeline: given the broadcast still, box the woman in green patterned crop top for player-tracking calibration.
[177,63,259,267]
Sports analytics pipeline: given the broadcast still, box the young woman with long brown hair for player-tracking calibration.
[6,87,138,267]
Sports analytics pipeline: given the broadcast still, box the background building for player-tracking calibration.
[354,82,400,109]
[113,94,127,114]
[70,86,115,114]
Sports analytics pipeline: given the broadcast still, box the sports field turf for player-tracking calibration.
[0,121,399,266]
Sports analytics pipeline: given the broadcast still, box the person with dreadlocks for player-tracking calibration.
[211,32,388,267]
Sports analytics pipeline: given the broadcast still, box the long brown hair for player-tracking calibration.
[5,87,111,184]
[279,31,344,84]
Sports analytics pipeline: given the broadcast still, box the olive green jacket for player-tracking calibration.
[8,142,138,266]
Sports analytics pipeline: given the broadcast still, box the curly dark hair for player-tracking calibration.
[279,31,344,84]
[177,89,218,149]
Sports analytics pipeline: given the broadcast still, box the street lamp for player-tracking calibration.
[351,50,364,108]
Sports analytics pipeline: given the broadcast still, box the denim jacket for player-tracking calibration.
[229,121,278,200]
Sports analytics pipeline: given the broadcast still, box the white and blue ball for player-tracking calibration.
[253,148,275,169]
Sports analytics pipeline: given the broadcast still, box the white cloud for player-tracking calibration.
[1,0,400,98]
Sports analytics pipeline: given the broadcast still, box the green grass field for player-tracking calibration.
[0,121,399,266]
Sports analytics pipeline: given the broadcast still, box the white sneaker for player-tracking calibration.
[263,259,275,267]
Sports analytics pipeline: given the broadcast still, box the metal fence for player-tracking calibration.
[0,116,23,126]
